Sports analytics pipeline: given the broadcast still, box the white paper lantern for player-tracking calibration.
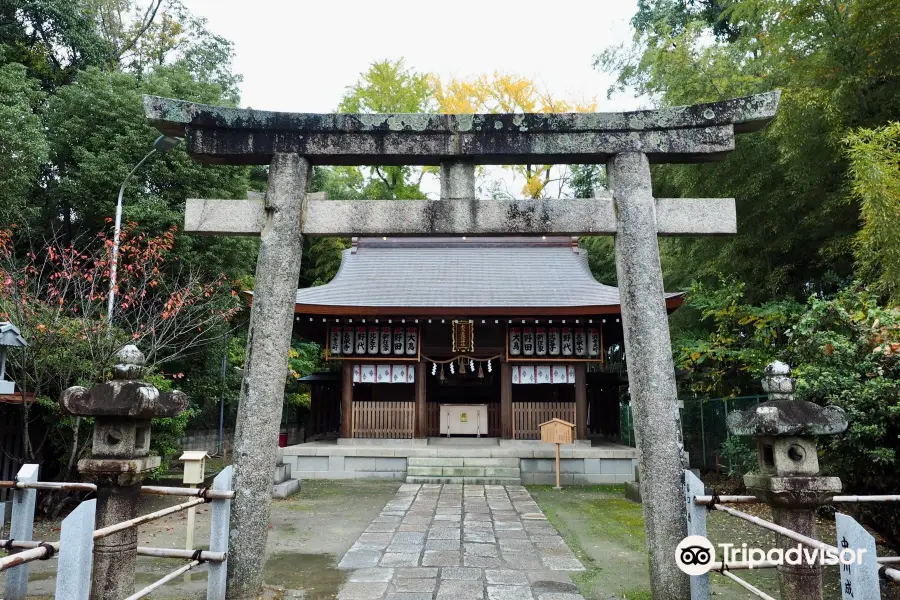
[405,326,417,355]
[535,327,547,355]
[523,328,535,356]
[509,327,522,355]
[561,328,573,356]
[588,328,600,357]
[342,326,354,355]
[355,327,367,354]
[392,327,405,355]
[574,328,586,356]
[329,327,342,355]
[380,326,392,354]
[548,328,560,355]
[368,327,379,354]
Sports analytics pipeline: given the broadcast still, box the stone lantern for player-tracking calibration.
[0,321,27,395]
[726,361,848,600]
[61,345,186,600]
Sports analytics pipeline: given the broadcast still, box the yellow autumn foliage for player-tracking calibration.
[430,72,596,199]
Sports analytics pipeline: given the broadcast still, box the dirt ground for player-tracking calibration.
[3,480,400,599]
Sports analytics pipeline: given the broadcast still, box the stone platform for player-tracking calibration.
[281,438,637,485]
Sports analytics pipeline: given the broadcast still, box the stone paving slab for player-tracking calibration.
[336,484,585,599]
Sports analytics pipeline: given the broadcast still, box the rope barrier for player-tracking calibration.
[421,354,503,364]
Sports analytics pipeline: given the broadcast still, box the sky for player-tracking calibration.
[180,0,646,196]
[181,0,643,113]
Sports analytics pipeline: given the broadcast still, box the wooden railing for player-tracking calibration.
[513,401,576,440]
[352,401,414,438]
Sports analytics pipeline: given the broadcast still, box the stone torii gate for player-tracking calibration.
[144,91,780,600]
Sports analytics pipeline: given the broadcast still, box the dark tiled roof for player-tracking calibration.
[294,238,680,311]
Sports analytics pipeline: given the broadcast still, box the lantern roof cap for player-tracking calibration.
[0,322,27,347]
[726,400,848,437]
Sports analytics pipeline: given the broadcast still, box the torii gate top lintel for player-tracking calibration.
[143,91,780,167]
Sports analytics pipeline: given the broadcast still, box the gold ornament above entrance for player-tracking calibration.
[452,320,475,353]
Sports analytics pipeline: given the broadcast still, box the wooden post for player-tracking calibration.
[415,361,426,437]
[500,362,512,439]
[341,362,353,439]
[554,443,561,490]
[574,363,587,440]
[184,483,196,582]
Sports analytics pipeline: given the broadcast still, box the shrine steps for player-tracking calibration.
[405,456,522,485]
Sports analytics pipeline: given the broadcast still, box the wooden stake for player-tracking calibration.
[554,442,561,490]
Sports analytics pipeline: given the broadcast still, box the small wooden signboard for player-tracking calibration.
[540,418,575,489]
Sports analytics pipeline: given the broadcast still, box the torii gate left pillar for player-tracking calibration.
[145,90,779,600]
[227,154,309,598]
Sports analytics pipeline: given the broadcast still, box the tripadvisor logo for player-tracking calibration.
[675,535,870,575]
[676,536,716,576]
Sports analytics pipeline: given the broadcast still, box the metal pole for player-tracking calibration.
[123,560,201,600]
[699,400,707,468]
[93,497,206,540]
[720,571,777,600]
[217,337,228,456]
[107,148,157,331]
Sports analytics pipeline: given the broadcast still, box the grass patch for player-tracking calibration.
[530,485,645,551]
[529,485,652,599]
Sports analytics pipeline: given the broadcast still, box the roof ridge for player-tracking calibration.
[356,236,577,249]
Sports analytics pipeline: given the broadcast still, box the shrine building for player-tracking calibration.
[284,235,681,484]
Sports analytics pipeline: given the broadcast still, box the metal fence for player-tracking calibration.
[0,464,233,600]
[684,470,900,599]
[619,395,767,469]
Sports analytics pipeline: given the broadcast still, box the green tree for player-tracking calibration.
[597,0,900,300]
[0,63,49,226]
[846,122,900,303]
[338,58,430,200]
[0,0,258,479]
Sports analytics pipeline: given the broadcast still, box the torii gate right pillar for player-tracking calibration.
[609,152,689,598]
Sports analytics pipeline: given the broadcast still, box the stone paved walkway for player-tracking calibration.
[336,483,586,600]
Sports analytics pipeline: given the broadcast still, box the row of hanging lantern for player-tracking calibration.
[428,357,494,381]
